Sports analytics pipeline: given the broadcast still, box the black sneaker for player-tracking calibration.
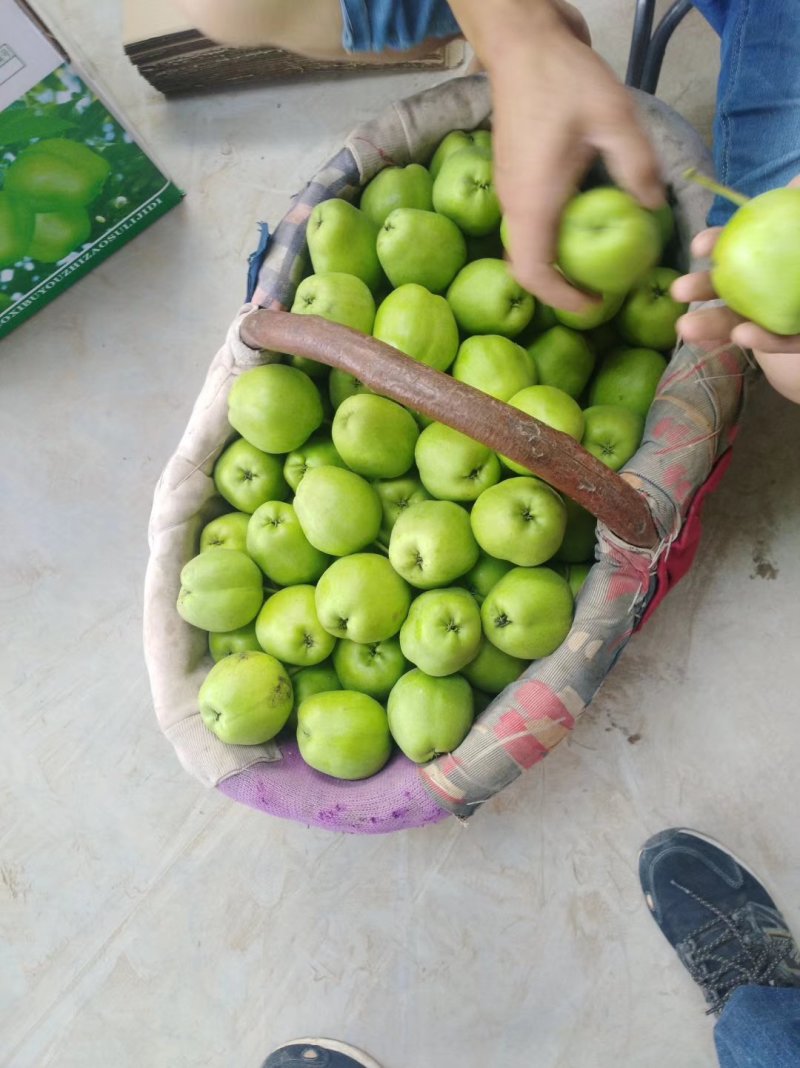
[639,828,800,1015]
[261,1039,383,1068]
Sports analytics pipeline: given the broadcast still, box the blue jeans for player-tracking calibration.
[715,985,800,1067]
[689,0,800,224]
[340,0,460,52]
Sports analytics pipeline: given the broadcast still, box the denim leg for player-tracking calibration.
[340,0,460,52]
[691,0,800,224]
[714,985,800,1067]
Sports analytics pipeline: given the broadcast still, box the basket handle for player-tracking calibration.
[240,310,659,550]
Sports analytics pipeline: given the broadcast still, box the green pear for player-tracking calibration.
[360,163,434,227]
[315,553,412,643]
[481,566,574,660]
[306,198,382,291]
[711,187,800,335]
[246,501,330,585]
[557,187,662,294]
[297,690,391,780]
[328,368,374,410]
[200,511,251,553]
[283,431,346,492]
[399,588,482,677]
[617,267,687,350]
[227,364,323,454]
[333,638,408,700]
[461,636,527,695]
[470,476,567,566]
[526,326,595,399]
[208,621,262,662]
[588,346,667,417]
[199,651,292,745]
[291,272,376,334]
[415,421,501,502]
[387,670,474,763]
[432,147,502,236]
[458,553,513,605]
[500,385,585,473]
[553,497,597,563]
[389,500,479,589]
[294,465,382,556]
[554,291,624,331]
[447,258,535,338]
[213,437,288,513]
[566,562,592,598]
[373,474,432,541]
[581,405,644,470]
[292,662,341,708]
[255,585,336,667]
[651,202,675,246]
[373,283,459,371]
[177,549,264,633]
[429,129,492,180]
[332,393,419,479]
[377,208,467,292]
[451,334,535,401]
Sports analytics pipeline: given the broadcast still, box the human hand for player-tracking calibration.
[455,0,664,311]
[674,178,800,404]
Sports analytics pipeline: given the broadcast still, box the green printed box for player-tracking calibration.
[0,0,183,339]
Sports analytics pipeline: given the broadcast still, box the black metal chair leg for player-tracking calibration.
[626,0,658,89]
[640,0,694,94]
[626,0,694,95]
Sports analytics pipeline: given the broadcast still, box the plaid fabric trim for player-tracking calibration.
[251,147,362,313]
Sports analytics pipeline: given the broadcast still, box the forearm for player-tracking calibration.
[177,0,345,52]
[178,0,462,59]
[449,0,589,61]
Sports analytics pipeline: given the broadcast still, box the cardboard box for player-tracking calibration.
[122,0,464,96]
[0,0,183,340]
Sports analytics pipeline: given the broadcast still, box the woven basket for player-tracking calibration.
[144,75,752,833]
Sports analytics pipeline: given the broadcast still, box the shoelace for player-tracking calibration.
[674,880,797,1015]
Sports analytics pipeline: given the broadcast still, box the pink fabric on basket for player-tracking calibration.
[217,742,448,834]
[637,445,736,630]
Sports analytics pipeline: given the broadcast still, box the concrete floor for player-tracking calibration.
[2,3,799,1066]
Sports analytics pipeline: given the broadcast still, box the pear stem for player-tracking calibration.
[683,168,750,207]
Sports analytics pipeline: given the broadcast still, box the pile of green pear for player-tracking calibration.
[176,128,687,782]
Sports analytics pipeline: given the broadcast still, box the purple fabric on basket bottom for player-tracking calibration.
[218,742,448,834]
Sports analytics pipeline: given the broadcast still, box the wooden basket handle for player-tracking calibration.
[241,310,659,549]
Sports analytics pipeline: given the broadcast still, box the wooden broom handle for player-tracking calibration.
[241,310,659,549]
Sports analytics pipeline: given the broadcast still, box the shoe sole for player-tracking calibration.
[271,1038,383,1068]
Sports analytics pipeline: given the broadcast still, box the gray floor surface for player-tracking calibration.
[2,2,798,1066]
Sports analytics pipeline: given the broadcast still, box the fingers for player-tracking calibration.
[730,323,800,354]
[690,227,723,259]
[591,94,664,211]
[677,275,800,354]
[677,305,747,343]
[671,271,716,303]
[494,127,596,311]
[679,303,800,353]
[504,207,597,311]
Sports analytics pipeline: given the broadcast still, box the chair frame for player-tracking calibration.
[626,0,694,94]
